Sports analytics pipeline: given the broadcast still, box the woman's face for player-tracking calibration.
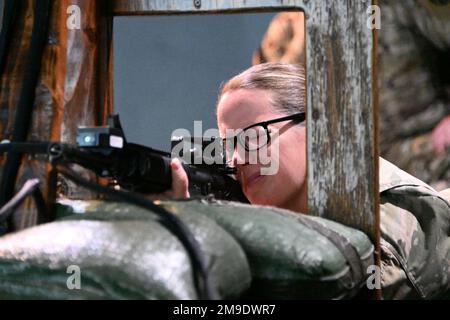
[217,88,307,212]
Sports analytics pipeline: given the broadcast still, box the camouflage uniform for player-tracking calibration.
[378,0,450,190]
[379,157,450,299]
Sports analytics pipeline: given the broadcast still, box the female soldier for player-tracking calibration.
[165,62,450,299]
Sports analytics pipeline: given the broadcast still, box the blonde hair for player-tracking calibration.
[217,62,306,115]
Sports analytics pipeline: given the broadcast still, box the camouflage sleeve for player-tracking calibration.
[402,0,450,50]
[379,185,450,299]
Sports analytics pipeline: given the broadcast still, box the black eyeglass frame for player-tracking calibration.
[222,112,306,154]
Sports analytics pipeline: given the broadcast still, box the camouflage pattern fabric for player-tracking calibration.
[379,157,450,299]
[379,0,450,190]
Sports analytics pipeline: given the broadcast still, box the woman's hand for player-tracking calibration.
[432,115,450,155]
[145,158,190,201]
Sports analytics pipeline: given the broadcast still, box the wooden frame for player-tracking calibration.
[111,0,380,250]
[0,0,113,228]
[0,0,380,296]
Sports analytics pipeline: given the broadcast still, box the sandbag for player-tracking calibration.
[0,198,374,299]
[161,199,375,299]
[0,200,251,299]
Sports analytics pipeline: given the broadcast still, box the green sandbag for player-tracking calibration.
[161,199,374,299]
[0,200,251,300]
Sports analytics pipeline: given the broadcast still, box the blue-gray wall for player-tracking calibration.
[0,5,274,151]
[114,14,274,150]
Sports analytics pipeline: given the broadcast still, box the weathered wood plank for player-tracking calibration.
[48,0,114,203]
[0,1,33,143]
[0,0,113,230]
[305,1,378,243]
[61,0,113,144]
[112,0,306,15]
[0,0,46,230]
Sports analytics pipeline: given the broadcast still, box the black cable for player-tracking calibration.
[56,163,220,300]
[1,141,220,299]
[33,183,49,224]
[0,2,219,299]
[0,178,46,224]
[0,1,20,230]
[0,0,19,78]
[0,0,52,212]
[0,141,50,155]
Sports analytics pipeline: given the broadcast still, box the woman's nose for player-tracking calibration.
[230,145,247,167]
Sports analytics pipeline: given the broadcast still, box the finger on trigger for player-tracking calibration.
[171,158,190,198]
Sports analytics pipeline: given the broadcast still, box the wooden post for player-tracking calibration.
[304,1,379,248]
[304,0,380,298]
[0,0,113,230]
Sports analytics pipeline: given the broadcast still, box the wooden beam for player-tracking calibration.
[111,0,380,296]
[0,1,41,230]
[112,0,305,15]
[305,1,379,243]
[0,0,113,230]
[305,0,380,297]
[110,0,379,244]
[56,0,114,203]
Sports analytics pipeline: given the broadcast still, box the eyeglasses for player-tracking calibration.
[222,112,305,162]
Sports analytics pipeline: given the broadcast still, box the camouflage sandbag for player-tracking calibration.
[0,200,251,299]
[161,199,375,299]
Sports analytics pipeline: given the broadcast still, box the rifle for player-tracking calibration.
[0,114,248,203]
[0,114,245,300]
